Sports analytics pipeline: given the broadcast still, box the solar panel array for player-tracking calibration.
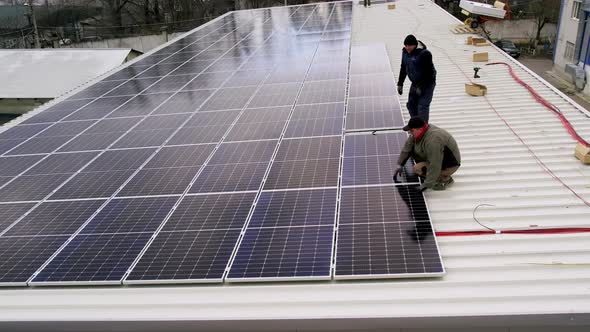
[0,1,443,287]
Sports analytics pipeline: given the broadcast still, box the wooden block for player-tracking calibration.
[474,41,490,46]
[466,36,473,45]
[451,24,476,34]
[388,4,396,9]
[473,52,489,62]
[465,83,487,96]
[574,142,590,164]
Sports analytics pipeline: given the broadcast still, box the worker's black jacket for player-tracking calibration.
[397,41,437,89]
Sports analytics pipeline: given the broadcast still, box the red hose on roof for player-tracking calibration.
[436,227,590,237]
[486,62,590,147]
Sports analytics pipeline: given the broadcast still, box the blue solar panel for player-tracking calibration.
[4,200,105,236]
[125,192,255,283]
[227,225,334,281]
[0,155,45,177]
[0,202,37,233]
[342,132,419,186]
[30,232,153,284]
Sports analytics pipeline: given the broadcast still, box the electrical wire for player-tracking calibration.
[486,62,590,147]
[472,203,498,232]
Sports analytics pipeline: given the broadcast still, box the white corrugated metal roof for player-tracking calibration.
[0,49,132,99]
[0,1,589,330]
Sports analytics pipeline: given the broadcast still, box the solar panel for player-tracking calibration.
[0,202,37,233]
[342,132,419,186]
[125,192,256,283]
[6,136,75,155]
[190,162,269,193]
[227,225,334,280]
[59,132,126,152]
[0,235,70,285]
[30,232,153,284]
[112,129,175,149]
[298,79,347,104]
[0,2,443,286]
[3,200,105,236]
[50,170,135,199]
[0,124,51,140]
[0,139,26,154]
[0,155,45,176]
[80,196,178,234]
[118,166,201,196]
[345,106,404,130]
[284,103,345,138]
[349,73,397,98]
[24,152,96,175]
[63,96,132,121]
[106,93,173,118]
[0,173,72,202]
[334,185,444,279]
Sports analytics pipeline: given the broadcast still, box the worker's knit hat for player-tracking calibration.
[403,117,426,131]
[403,34,418,46]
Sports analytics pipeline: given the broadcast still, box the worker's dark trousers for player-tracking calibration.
[407,82,435,123]
[364,0,371,6]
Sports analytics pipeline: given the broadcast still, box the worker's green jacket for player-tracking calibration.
[398,124,461,188]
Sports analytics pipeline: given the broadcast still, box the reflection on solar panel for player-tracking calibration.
[0,1,443,287]
[334,185,444,279]
[346,44,404,130]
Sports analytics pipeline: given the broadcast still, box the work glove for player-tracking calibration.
[397,85,403,95]
[393,166,404,183]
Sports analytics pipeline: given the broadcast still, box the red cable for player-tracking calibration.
[426,48,590,236]
[486,62,590,147]
[437,227,590,237]
[483,62,590,208]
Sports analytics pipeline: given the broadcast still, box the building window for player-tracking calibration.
[572,0,582,20]
[565,41,576,61]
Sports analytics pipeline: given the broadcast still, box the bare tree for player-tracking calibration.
[527,0,560,46]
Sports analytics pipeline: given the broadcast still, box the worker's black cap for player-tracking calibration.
[403,117,426,131]
[404,34,418,46]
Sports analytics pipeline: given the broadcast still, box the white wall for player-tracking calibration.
[484,19,557,43]
[65,32,185,54]
[554,0,582,78]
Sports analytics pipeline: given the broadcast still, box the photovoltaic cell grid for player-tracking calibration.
[334,185,444,279]
[346,44,404,131]
[225,3,350,282]
[0,2,354,286]
[0,1,441,286]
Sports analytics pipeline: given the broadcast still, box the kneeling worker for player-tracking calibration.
[394,117,461,191]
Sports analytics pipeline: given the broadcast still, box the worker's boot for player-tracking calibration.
[433,177,454,190]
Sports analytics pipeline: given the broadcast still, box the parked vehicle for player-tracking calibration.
[494,39,521,58]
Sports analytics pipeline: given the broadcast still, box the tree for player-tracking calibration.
[527,0,560,47]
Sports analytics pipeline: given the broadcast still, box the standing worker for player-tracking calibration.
[397,35,437,123]
[394,117,461,191]
[364,0,371,7]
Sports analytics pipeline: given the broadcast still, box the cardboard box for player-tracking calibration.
[472,37,486,44]
[466,36,473,45]
[465,83,487,96]
[388,4,396,9]
[574,142,590,164]
[473,52,489,62]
